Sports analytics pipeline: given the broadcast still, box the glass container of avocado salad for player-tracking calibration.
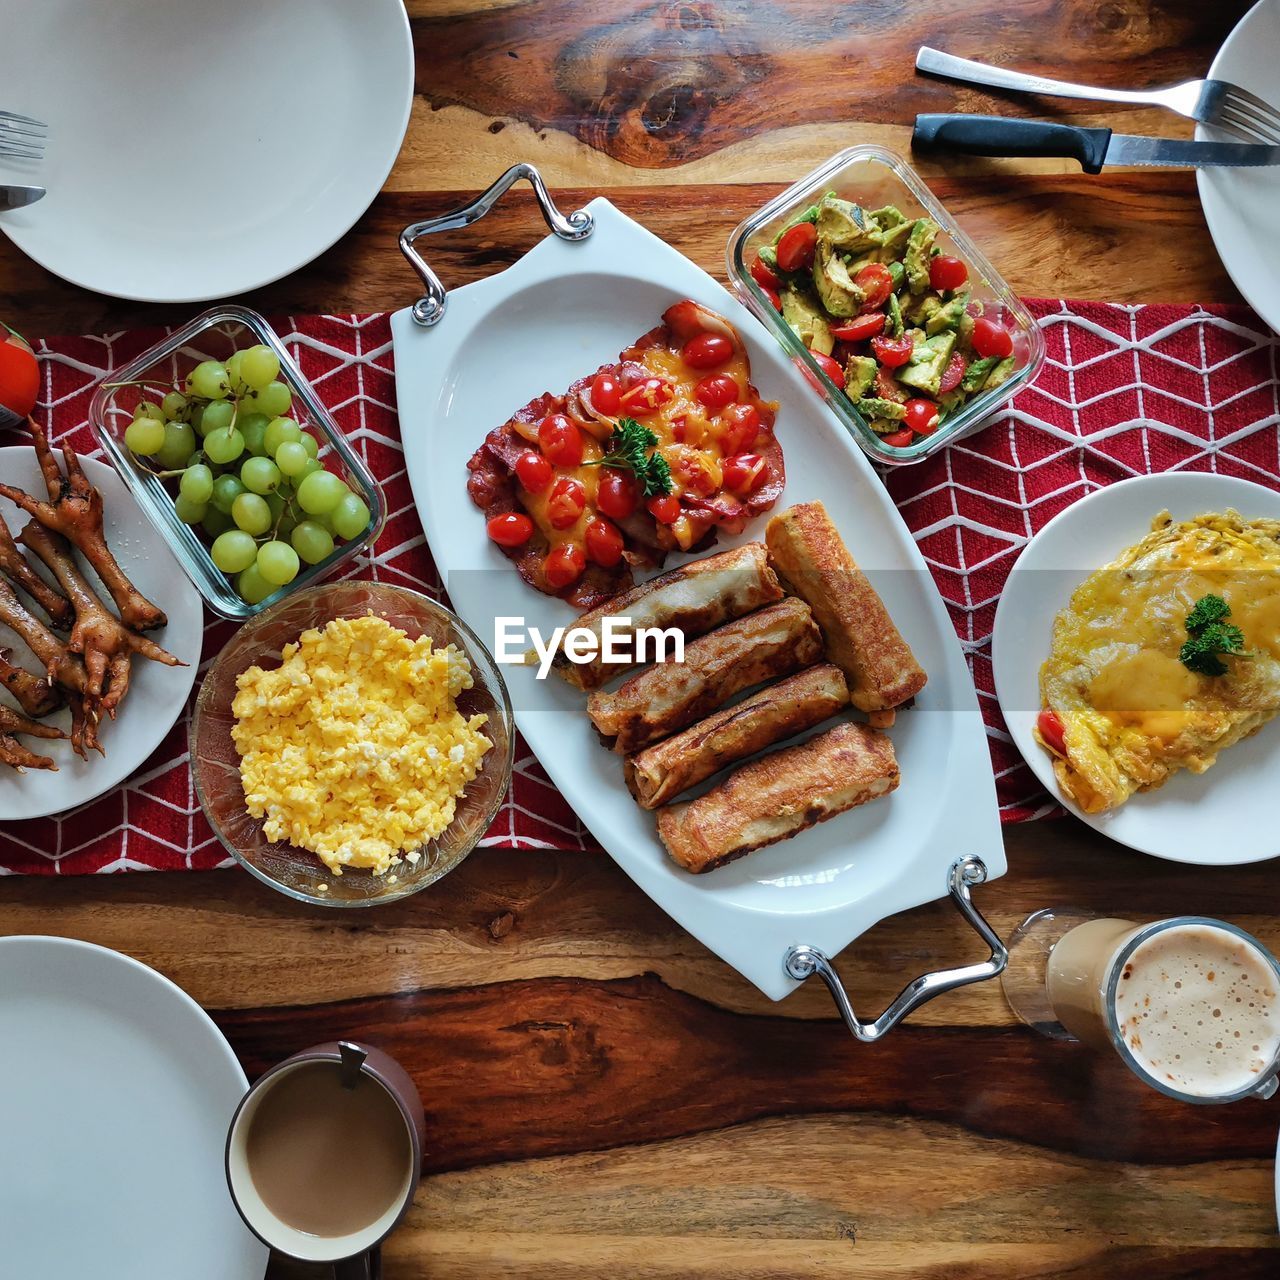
[726,146,1044,465]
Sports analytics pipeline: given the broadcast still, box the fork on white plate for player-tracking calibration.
[0,111,47,161]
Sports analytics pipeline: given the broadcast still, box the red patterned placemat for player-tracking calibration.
[1,301,1276,874]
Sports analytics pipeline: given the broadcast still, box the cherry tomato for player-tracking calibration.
[749,253,781,290]
[809,351,845,389]
[486,512,534,548]
[544,543,586,590]
[855,263,893,310]
[681,333,734,370]
[1037,708,1067,757]
[904,398,940,436]
[694,373,739,410]
[538,413,583,468]
[515,450,553,493]
[775,221,817,273]
[761,284,782,311]
[972,316,1014,360]
[590,372,622,416]
[875,366,906,402]
[674,452,720,496]
[597,468,639,520]
[720,402,761,454]
[722,453,769,494]
[929,255,969,292]
[584,516,624,567]
[547,477,586,530]
[647,494,681,524]
[619,377,674,416]
[939,353,966,395]
[871,335,914,368]
[881,428,915,448]
[830,313,886,343]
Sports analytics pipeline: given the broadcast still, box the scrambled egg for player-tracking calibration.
[231,614,491,875]
[1038,510,1280,813]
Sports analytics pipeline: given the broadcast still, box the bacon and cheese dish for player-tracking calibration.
[1035,510,1280,813]
[467,300,786,608]
[231,614,491,875]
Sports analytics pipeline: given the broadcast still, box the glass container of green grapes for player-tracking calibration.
[89,305,386,619]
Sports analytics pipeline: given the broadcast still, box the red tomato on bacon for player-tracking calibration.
[939,353,966,394]
[929,255,969,292]
[590,372,622,416]
[486,513,534,547]
[749,253,781,291]
[547,477,586,530]
[544,543,586,590]
[584,517,624,567]
[854,263,893,310]
[871,335,913,368]
[515,450,553,493]
[647,494,680,524]
[693,373,739,410]
[619,377,674,416]
[596,469,639,520]
[904,398,940,436]
[830,313,886,343]
[719,402,761,454]
[538,413,583,468]
[681,333,734,370]
[809,351,845,389]
[775,222,817,273]
[722,453,768,495]
[972,316,1014,359]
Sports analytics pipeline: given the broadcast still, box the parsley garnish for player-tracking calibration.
[1180,593,1246,677]
[586,417,673,498]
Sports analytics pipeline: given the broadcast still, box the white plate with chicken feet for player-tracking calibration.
[0,438,202,820]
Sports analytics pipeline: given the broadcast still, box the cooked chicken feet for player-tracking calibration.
[0,646,64,719]
[0,514,73,629]
[0,703,67,772]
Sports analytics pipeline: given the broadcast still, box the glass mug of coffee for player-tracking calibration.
[226,1040,426,1276]
[1002,910,1280,1103]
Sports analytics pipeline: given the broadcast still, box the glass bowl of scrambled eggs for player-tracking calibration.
[191,580,514,906]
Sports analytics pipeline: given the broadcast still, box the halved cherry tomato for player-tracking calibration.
[929,255,969,292]
[647,494,681,523]
[871,334,913,368]
[904,398,940,436]
[694,373,739,410]
[720,402,761,454]
[682,333,734,370]
[538,413,583,468]
[722,453,769,494]
[875,365,906,402]
[544,543,586,590]
[881,428,915,448]
[515,450,553,493]
[939,352,966,394]
[972,316,1014,360]
[855,263,893,310]
[809,351,845,389]
[749,253,781,291]
[1037,708,1067,757]
[486,512,534,547]
[775,221,817,273]
[831,313,886,343]
[547,477,586,530]
[584,516,624,567]
[619,377,674,416]
[597,469,639,520]
[590,372,622,416]
[761,284,782,311]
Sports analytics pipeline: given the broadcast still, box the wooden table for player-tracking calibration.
[2,2,1277,1276]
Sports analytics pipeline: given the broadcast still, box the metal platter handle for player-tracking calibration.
[398,162,594,327]
[785,856,1007,1043]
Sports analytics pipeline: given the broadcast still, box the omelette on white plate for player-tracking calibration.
[1035,509,1280,814]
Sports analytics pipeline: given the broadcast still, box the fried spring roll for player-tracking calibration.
[588,597,823,754]
[624,663,849,809]
[541,542,783,691]
[765,502,927,714]
[656,721,899,873]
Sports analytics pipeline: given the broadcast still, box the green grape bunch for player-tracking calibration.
[115,343,372,606]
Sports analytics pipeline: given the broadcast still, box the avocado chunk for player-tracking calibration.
[960,355,998,392]
[868,204,908,229]
[844,355,878,400]
[937,388,965,416]
[904,218,938,295]
[812,243,864,318]
[904,293,941,327]
[982,356,1016,390]
[781,283,834,355]
[887,293,904,337]
[877,218,915,259]
[857,397,907,423]
[897,331,956,397]
[815,196,881,253]
[887,260,906,292]
[757,244,779,273]
[925,291,969,336]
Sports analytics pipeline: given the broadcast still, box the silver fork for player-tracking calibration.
[917,47,1280,145]
[0,111,47,161]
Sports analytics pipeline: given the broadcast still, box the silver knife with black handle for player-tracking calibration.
[912,114,1280,171]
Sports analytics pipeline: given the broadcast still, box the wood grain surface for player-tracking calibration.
[1,0,1277,1276]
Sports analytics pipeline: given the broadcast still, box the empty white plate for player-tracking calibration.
[0,937,266,1279]
[991,472,1280,864]
[0,0,414,301]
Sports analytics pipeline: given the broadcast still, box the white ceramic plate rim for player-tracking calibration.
[391,198,1005,1001]
[0,935,265,1279]
[991,471,1280,864]
[0,448,202,821]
